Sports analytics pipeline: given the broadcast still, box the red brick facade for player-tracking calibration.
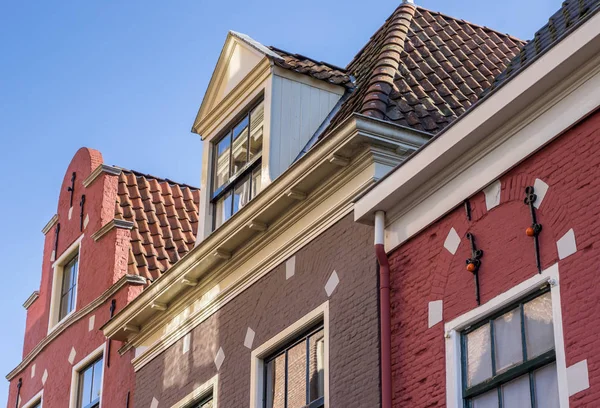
[6,148,142,408]
[387,110,600,407]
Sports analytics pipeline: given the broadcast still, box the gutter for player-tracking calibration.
[374,211,392,408]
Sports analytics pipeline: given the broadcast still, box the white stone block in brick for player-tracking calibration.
[428,300,443,328]
[568,359,589,396]
[286,256,296,280]
[214,347,225,371]
[557,228,577,260]
[83,214,90,229]
[533,178,549,209]
[325,271,340,297]
[443,228,461,255]
[182,333,191,354]
[68,347,77,364]
[484,180,502,210]
[41,369,48,385]
[50,250,56,262]
[150,397,159,408]
[31,363,36,378]
[244,327,255,349]
[88,315,95,332]
[68,206,73,220]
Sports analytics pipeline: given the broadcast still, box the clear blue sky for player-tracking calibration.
[0,0,557,403]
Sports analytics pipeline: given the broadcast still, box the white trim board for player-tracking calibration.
[249,302,329,408]
[171,374,218,408]
[444,263,568,407]
[21,389,43,408]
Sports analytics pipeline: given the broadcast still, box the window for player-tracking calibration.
[188,395,213,408]
[59,254,79,321]
[462,290,558,408]
[212,99,264,229]
[263,324,325,408]
[77,356,103,408]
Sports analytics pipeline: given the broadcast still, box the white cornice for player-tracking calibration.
[23,291,39,309]
[6,274,146,380]
[41,214,58,234]
[91,219,135,242]
[83,164,122,188]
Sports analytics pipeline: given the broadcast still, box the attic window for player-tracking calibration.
[212,99,264,229]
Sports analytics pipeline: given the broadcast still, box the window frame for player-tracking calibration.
[443,263,568,408]
[59,253,79,321]
[171,375,218,408]
[21,390,43,408]
[48,234,83,333]
[210,97,264,230]
[69,344,105,408]
[250,302,329,408]
[460,288,555,405]
[76,356,104,408]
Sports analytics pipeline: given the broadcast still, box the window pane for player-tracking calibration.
[287,341,307,407]
[214,192,232,228]
[252,166,262,199]
[493,308,523,372]
[524,292,554,358]
[70,256,79,287]
[62,264,73,294]
[265,353,286,408]
[249,101,264,161]
[472,389,499,408]
[232,176,250,215]
[467,324,493,386]
[78,365,93,407]
[60,292,70,320]
[534,363,559,408]
[501,374,531,408]
[214,135,231,190]
[308,329,325,402]
[231,116,249,176]
[91,358,104,403]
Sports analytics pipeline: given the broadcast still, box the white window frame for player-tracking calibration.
[69,343,105,408]
[444,262,568,407]
[171,374,218,408]
[48,234,84,333]
[250,302,329,408]
[21,389,43,408]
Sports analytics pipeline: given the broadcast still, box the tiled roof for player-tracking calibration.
[268,46,353,88]
[486,0,600,94]
[114,169,200,282]
[324,4,525,135]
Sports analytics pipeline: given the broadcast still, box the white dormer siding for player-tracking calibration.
[268,68,344,180]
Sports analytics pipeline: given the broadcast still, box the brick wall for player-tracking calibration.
[134,214,381,408]
[387,109,600,407]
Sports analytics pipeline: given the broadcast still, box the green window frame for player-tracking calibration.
[461,288,558,407]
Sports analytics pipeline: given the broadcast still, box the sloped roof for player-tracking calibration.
[324,3,525,135]
[114,169,200,282]
[486,0,600,94]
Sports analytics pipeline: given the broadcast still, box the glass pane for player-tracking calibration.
[60,292,70,320]
[62,264,73,294]
[524,292,554,358]
[70,256,79,287]
[494,308,523,372]
[78,365,93,407]
[308,329,325,402]
[214,192,232,229]
[249,101,264,161]
[231,116,249,176]
[265,353,285,408]
[472,389,499,408]
[501,374,531,408]
[466,324,493,386]
[252,166,262,199]
[69,287,77,314]
[214,134,231,190]
[232,176,250,215]
[287,341,308,407]
[91,358,104,403]
[534,363,559,408]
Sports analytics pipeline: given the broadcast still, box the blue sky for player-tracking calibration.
[0,0,558,403]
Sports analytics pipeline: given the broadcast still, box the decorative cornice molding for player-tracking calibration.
[6,274,145,380]
[41,214,58,234]
[83,164,122,188]
[22,291,39,309]
[91,219,135,242]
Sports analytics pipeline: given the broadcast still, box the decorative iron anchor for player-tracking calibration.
[79,194,86,231]
[67,172,76,207]
[466,232,484,305]
[524,186,543,273]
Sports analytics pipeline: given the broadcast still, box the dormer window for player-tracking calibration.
[212,99,264,229]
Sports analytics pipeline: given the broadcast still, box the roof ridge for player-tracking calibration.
[359,3,417,119]
[119,168,200,190]
[267,45,348,73]
[414,5,526,45]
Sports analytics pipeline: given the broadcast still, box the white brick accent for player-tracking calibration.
[244,327,255,349]
[150,397,159,408]
[88,315,95,332]
[68,347,77,364]
[83,214,90,229]
[557,229,577,260]
[567,359,590,396]
[324,271,340,297]
[31,364,36,379]
[428,300,443,328]
[214,347,225,371]
[182,333,191,354]
[483,180,502,210]
[533,178,549,209]
[285,256,296,280]
[68,206,73,220]
[443,228,461,255]
[41,369,48,385]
